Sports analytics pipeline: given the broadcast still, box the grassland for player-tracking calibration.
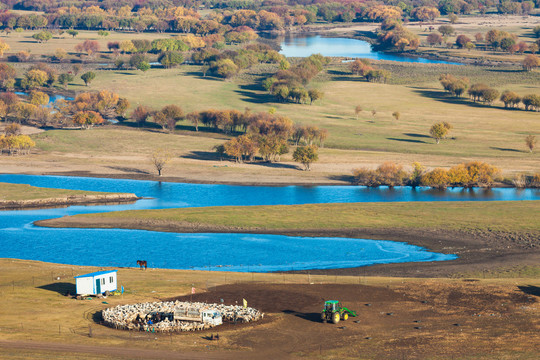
[0,182,111,201]
[1,18,538,182]
[45,201,540,233]
[17,59,536,181]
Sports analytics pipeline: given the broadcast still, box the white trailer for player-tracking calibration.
[75,270,117,296]
[174,308,223,326]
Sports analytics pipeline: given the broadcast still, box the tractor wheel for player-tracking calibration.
[321,313,327,323]
[332,312,340,324]
[343,313,349,321]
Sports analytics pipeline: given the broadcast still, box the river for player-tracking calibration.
[2,175,538,271]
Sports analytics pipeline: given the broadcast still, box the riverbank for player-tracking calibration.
[0,182,139,210]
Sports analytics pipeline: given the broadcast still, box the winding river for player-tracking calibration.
[1,175,538,272]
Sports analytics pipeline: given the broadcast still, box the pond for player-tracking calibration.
[15,92,74,107]
[279,35,462,65]
[2,175,538,271]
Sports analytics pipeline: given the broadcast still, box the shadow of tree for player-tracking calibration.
[234,83,275,104]
[411,88,494,109]
[185,71,223,81]
[403,133,431,139]
[490,147,523,153]
[105,166,150,175]
[250,161,300,170]
[327,174,355,184]
[181,151,227,161]
[38,282,76,296]
[327,69,363,82]
[387,137,428,144]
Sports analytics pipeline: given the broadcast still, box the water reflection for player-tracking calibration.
[0,174,537,271]
[279,35,462,65]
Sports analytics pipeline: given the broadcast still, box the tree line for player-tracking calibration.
[439,73,540,111]
[426,27,540,55]
[262,54,328,104]
[353,161,503,189]
[0,123,35,155]
[3,1,538,33]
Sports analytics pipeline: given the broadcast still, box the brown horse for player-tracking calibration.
[136,260,147,270]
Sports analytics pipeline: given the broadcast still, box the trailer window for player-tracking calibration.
[101,278,105,285]
[109,276,113,283]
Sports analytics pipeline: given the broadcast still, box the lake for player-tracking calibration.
[279,35,462,65]
[2,175,538,271]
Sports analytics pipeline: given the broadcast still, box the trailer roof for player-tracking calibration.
[74,270,117,279]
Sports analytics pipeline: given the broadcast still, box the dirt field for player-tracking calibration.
[170,282,540,359]
[2,280,538,359]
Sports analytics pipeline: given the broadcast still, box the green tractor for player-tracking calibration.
[321,300,357,324]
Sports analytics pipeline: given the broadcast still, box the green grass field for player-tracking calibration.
[0,182,110,201]
[32,60,539,175]
[64,200,540,233]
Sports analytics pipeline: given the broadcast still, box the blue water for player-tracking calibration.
[14,92,74,107]
[280,35,462,65]
[2,174,538,271]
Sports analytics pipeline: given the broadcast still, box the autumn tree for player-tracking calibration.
[161,104,184,132]
[421,168,449,189]
[4,122,21,135]
[522,94,540,111]
[354,105,362,120]
[293,145,318,171]
[132,105,152,126]
[29,91,49,106]
[500,90,521,108]
[522,54,540,71]
[0,63,16,90]
[186,111,200,131]
[439,74,469,97]
[426,33,443,46]
[525,135,537,153]
[430,122,452,144]
[72,111,104,129]
[75,40,100,57]
[151,149,172,176]
[308,89,323,105]
[0,39,10,57]
[455,34,471,48]
[411,7,440,21]
[21,69,48,89]
[392,111,400,121]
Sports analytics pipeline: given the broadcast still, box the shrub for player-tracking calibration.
[421,168,449,189]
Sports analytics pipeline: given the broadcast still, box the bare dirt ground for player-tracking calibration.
[2,281,538,359]
[170,282,540,359]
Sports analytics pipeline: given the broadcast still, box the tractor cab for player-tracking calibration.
[324,300,339,312]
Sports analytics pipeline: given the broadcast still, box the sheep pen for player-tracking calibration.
[102,300,264,332]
